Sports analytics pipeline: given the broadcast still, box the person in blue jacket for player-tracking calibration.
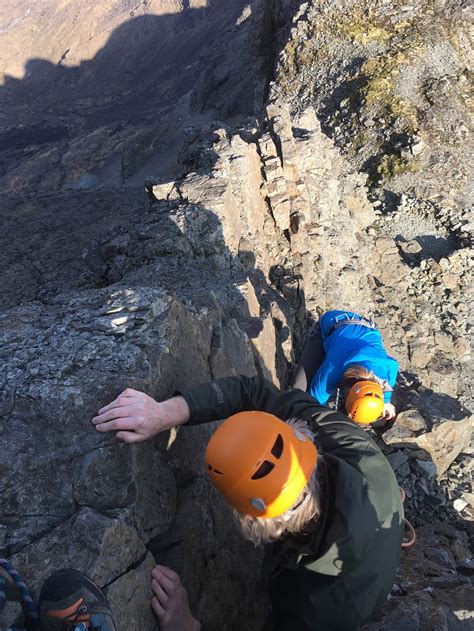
[292,310,399,422]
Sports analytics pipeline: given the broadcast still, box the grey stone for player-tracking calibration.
[400,239,423,255]
[394,409,428,433]
[383,425,418,448]
[453,498,468,513]
[414,417,473,476]
[415,459,437,480]
[387,451,409,472]
[9,508,146,596]
[106,553,159,631]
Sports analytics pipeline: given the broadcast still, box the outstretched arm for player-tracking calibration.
[93,376,324,442]
[178,375,322,424]
[93,388,190,443]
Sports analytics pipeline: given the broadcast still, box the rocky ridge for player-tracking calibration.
[2,97,472,629]
[1,1,473,629]
[274,0,472,201]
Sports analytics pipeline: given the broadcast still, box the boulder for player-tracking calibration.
[394,409,428,433]
[413,417,473,476]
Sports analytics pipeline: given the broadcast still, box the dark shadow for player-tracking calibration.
[0,1,275,307]
[0,2,273,194]
[394,233,462,267]
[382,189,400,213]
[414,233,459,259]
[317,66,367,137]
[0,5,277,629]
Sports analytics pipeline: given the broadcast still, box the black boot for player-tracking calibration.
[38,569,116,631]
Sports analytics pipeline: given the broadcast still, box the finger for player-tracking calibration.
[151,596,165,619]
[122,388,141,397]
[96,396,134,416]
[153,571,176,595]
[116,431,145,444]
[92,406,134,425]
[97,396,131,415]
[97,389,139,414]
[153,565,179,583]
[94,418,136,433]
[151,579,169,606]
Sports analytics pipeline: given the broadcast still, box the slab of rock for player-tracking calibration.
[452,498,468,513]
[106,552,159,631]
[415,459,437,480]
[382,425,418,447]
[414,417,473,477]
[399,239,423,254]
[8,508,146,597]
[394,409,428,433]
[409,339,436,369]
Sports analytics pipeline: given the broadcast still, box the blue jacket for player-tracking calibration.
[309,314,398,405]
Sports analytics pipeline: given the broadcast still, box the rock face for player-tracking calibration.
[363,523,474,630]
[275,0,472,210]
[0,0,271,191]
[1,1,472,630]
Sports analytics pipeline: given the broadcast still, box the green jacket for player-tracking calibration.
[180,376,403,631]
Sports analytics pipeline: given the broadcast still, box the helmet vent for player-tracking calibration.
[251,460,274,480]
[363,392,382,399]
[208,464,224,475]
[271,434,284,459]
[250,497,266,512]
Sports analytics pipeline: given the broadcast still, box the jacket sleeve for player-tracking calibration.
[177,375,325,425]
[269,568,362,631]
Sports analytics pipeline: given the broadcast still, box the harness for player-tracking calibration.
[328,315,392,401]
[327,315,376,337]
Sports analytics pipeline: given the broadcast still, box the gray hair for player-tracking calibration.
[234,418,321,546]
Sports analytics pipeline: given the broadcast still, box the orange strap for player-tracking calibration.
[402,517,416,548]
[399,487,416,548]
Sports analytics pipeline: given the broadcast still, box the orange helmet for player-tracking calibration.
[205,411,317,519]
[345,381,384,424]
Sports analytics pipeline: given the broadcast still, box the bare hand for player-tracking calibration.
[151,565,200,631]
[92,388,190,443]
[383,403,396,420]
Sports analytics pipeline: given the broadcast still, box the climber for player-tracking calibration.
[92,375,404,630]
[292,310,399,424]
[0,562,193,631]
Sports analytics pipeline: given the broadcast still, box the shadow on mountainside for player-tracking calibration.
[0,2,273,193]
[0,1,276,310]
[0,5,279,628]
[0,194,287,630]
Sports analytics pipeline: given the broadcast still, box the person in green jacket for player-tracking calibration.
[92,376,404,631]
